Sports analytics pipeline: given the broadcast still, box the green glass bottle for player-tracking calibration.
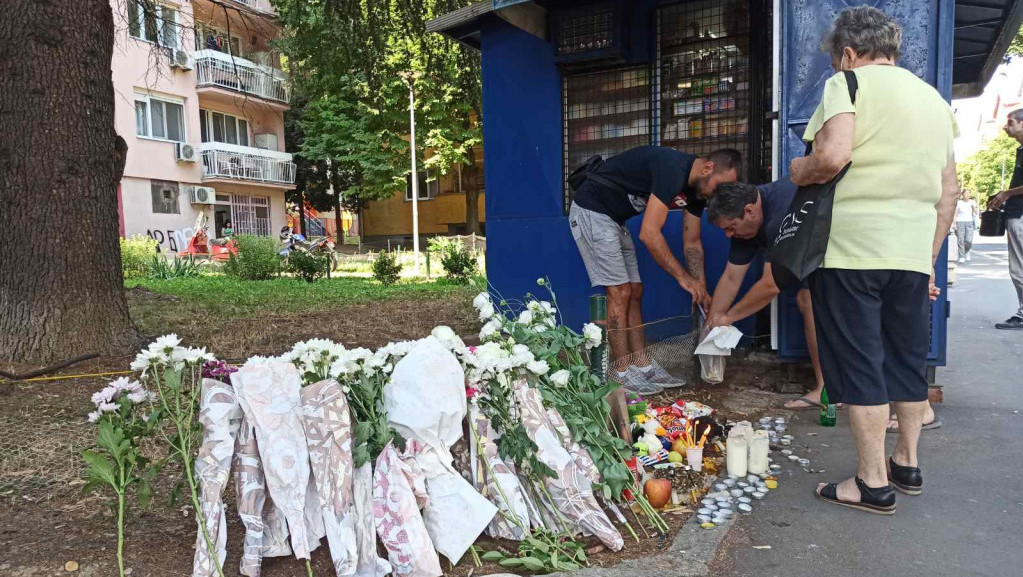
[819,388,837,427]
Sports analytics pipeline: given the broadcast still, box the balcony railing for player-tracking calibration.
[198,142,296,186]
[232,0,276,15]
[194,49,289,104]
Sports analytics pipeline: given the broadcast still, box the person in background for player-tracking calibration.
[988,109,1023,330]
[789,7,959,514]
[222,220,234,238]
[568,145,741,391]
[954,190,977,263]
[703,179,828,410]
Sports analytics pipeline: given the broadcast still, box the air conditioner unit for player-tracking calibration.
[170,50,193,70]
[191,186,216,205]
[253,133,278,151]
[175,142,198,163]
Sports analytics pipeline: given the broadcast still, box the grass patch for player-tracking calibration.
[126,274,479,318]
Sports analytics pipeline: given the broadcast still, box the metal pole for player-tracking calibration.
[409,82,421,275]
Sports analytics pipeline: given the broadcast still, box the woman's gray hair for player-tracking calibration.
[820,6,902,62]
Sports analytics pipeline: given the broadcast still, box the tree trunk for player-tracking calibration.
[331,162,343,241]
[0,0,139,363]
[464,148,482,235]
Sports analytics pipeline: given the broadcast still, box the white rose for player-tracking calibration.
[473,292,492,310]
[518,310,534,326]
[527,359,549,375]
[478,302,495,321]
[583,323,603,349]
[432,325,456,342]
[549,369,571,387]
[479,320,500,341]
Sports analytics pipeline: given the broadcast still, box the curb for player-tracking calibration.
[538,512,734,577]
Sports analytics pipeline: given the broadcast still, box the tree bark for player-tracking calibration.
[464,148,482,235]
[0,0,139,363]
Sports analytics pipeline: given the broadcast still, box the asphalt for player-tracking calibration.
[722,236,1023,577]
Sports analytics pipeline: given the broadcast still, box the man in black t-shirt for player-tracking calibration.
[989,109,1023,330]
[703,180,827,410]
[569,146,741,392]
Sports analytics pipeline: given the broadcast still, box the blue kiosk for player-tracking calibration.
[429,0,1021,380]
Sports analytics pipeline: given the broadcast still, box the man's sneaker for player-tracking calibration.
[965,252,972,262]
[617,366,664,394]
[642,360,687,387]
[995,316,1023,330]
[957,257,965,264]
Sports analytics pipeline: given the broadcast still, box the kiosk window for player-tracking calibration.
[562,67,652,213]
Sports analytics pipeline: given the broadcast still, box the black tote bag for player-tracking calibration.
[770,70,858,290]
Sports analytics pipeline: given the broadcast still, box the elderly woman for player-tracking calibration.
[788,7,959,515]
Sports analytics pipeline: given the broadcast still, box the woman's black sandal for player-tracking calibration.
[888,457,923,496]
[815,476,897,515]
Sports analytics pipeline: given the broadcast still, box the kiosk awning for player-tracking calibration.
[954,0,1023,98]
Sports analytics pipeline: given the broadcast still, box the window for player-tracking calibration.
[200,109,249,146]
[223,194,271,236]
[135,94,186,142]
[405,170,438,201]
[562,67,651,212]
[128,1,179,49]
[151,180,180,214]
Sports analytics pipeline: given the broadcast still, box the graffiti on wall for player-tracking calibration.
[147,228,194,253]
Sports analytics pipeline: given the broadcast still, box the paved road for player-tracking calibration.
[722,237,1023,577]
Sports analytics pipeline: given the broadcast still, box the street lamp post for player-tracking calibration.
[406,76,421,275]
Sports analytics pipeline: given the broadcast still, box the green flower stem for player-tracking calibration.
[116,491,126,577]
[471,423,530,535]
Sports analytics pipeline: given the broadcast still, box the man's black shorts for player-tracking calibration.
[809,268,930,406]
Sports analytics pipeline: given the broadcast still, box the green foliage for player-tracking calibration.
[120,235,158,279]
[275,0,483,214]
[1007,26,1023,58]
[225,235,281,281]
[482,528,588,574]
[286,250,329,283]
[428,237,478,284]
[957,133,1019,205]
[149,255,203,280]
[372,251,402,285]
[125,275,473,316]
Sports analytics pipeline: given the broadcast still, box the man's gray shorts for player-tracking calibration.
[569,202,641,287]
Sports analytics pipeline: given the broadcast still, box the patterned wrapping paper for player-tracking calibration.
[512,379,624,551]
[231,361,318,561]
[372,442,442,577]
[467,406,531,540]
[545,407,601,486]
[192,379,242,577]
[352,463,392,577]
[301,379,358,577]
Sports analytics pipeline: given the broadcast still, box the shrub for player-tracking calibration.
[372,250,402,285]
[286,250,329,283]
[149,255,204,279]
[429,237,478,284]
[120,235,158,279]
[225,235,281,280]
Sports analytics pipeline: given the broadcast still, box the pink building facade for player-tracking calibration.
[111,0,292,253]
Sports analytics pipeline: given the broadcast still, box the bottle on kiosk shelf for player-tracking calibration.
[819,388,837,427]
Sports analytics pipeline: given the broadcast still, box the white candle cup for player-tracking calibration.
[726,434,748,477]
[687,447,704,472]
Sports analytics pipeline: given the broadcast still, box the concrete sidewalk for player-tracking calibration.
[720,240,1023,577]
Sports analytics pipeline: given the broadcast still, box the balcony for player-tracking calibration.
[194,49,289,105]
[198,142,296,186]
[229,0,277,15]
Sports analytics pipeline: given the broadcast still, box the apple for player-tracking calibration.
[667,451,683,463]
[644,478,672,509]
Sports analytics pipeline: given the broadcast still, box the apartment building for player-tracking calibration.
[111,0,294,253]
